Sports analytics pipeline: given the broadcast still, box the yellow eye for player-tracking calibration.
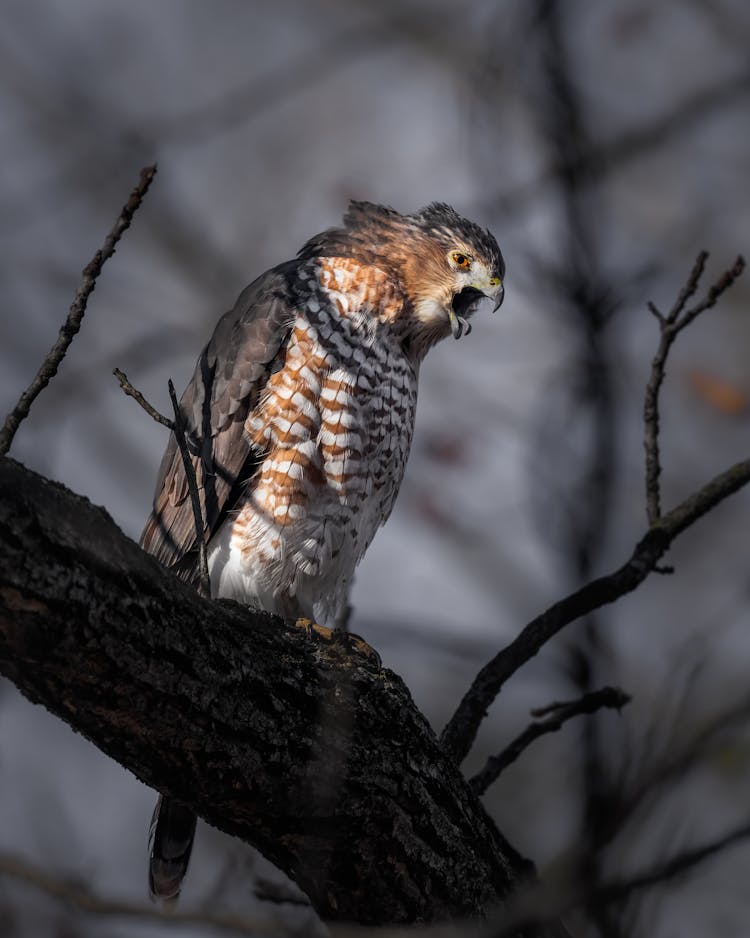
[451,252,472,270]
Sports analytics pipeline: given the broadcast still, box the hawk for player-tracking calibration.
[141,200,504,899]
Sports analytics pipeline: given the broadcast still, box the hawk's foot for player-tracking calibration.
[294,616,316,641]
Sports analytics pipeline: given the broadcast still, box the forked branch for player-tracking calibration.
[113,368,211,598]
[469,687,630,796]
[442,254,747,765]
[644,252,745,523]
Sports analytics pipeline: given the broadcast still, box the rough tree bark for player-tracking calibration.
[0,455,537,929]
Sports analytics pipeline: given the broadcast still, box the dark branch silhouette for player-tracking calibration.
[441,251,746,765]
[494,817,750,938]
[113,368,212,598]
[487,67,750,220]
[0,454,529,926]
[470,687,630,796]
[0,851,277,937]
[0,165,157,457]
[440,451,750,765]
[167,378,211,597]
[113,367,174,429]
[644,252,746,523]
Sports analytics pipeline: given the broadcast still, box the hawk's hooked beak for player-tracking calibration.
[489,280,505,313]
[449,278,504,339]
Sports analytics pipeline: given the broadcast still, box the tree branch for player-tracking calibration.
[440,455,750,764]
[644,253,745,523]
[469,687,630,797]
[112,369,211,597]
[0,455,531,927]
[0,165,157,457]
[493,818,750,937]
[441,252,746,766]
[0,851,280,936]
[113,367,174,429]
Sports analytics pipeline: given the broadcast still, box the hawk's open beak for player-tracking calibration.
[449,280,505,339]
[448,307,469,339]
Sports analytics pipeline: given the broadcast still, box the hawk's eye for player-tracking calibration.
[451,252,472,270]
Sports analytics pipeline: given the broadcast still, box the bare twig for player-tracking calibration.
[114,368,211,599]
[490,818,750,937]
[593,819,750,904]
[469,687,630,797]
[599,691,750,852]
[441,454,750,764]
[113,367,173,428]
[643,253,745,523]
[168,379,211,598]
[0,851,283,936]
[0,165,157,457]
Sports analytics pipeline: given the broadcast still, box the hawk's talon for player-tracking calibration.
[331,628,382,668]
[294,616,315,640]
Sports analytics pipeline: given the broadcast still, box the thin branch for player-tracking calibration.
[678,254,746,328]
[168,379,210,598]
[528,8,621,933]
[0,165,157,457]
[664,251,708,323]
[643,253,745,524]
[594,819,750,905]
[491,818,750,938]
[643,250,708,524]
[13,763,739,938]
[469,687,630,796]
[440,454,750,764]
[113,369,210,597]
[0,851,284,936]
[600,691,750,852]
[113,367,173,428]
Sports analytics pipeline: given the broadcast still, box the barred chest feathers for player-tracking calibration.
[208,256,419,626]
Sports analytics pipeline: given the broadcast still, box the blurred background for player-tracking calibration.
[1,1,749,935]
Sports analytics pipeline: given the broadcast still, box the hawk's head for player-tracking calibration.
[402,201,505,348]
[300,201,505,359]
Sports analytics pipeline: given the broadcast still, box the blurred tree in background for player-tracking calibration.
[1,1,749,936]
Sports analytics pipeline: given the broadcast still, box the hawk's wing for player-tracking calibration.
[140,263,296,578]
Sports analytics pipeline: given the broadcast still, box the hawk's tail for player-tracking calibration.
[148,795,197,900]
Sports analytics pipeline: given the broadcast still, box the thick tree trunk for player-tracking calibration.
[0,456,533,927]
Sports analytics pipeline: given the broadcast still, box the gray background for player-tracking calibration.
[1,2,749,935]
